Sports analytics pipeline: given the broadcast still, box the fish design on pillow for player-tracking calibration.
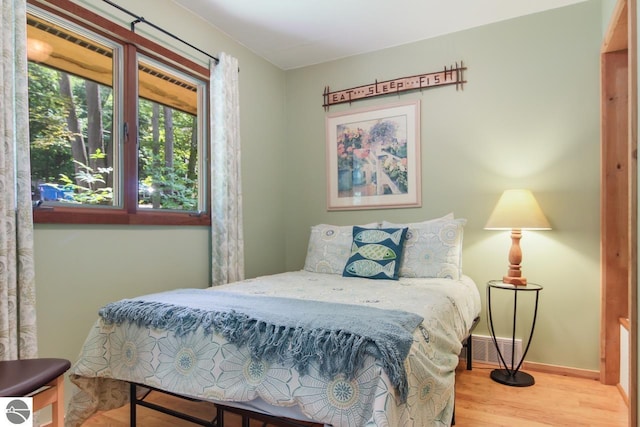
[345,259,396,278]
[354,229,405,245]
[350,243,397,260]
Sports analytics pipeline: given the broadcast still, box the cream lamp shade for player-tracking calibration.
[485,189,551,285]
[485,189,551,230]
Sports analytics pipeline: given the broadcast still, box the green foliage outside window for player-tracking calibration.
[28,61,198,210]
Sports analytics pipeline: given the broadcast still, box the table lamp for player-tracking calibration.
[484,189,551,286]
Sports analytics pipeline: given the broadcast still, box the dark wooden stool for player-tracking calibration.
[0,358,71,427]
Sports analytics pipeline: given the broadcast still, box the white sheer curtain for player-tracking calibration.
[210,53,245,286]
[0,0,38,360]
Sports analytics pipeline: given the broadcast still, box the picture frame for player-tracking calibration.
[326,100,421,210]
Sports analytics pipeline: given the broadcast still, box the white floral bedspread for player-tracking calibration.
[66,271,480,427]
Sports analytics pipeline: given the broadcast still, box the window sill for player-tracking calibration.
[33,207,211,226]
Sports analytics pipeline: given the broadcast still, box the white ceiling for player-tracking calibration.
[172,0,588,70]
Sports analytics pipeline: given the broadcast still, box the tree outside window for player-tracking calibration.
[27,2,209,225]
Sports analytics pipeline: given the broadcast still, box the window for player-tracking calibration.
[27,0,210,225]
[137,56,204,211]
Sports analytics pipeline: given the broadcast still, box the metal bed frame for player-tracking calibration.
[130,382,321,427]
[462,316,480,370]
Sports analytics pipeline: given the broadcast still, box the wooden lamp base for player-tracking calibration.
[503,275,527,286]
[503,228,527,286]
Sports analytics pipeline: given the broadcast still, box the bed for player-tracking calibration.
[66,217,481,427]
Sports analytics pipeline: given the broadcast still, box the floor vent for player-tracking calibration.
[460,335,522,367]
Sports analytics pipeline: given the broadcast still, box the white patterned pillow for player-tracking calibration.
[382,218,466,280]
[414,212,454,223]
[304,223,379,274]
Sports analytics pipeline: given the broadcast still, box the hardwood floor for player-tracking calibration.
[81,364,627,426]
[455,364,627,426]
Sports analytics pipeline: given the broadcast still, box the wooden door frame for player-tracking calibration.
[601,0,637,425]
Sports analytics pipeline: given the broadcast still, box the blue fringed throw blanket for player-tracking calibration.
[98,288,423,402]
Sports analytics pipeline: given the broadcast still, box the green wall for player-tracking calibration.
[284,1,602,370]
[602,0,619,35]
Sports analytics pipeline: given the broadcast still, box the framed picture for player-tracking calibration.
[326,100,421,210]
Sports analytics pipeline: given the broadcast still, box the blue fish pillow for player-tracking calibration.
[342,226,408,280]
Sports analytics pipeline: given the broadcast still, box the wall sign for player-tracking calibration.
[322,61,466,110]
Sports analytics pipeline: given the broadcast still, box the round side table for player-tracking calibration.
[486,280,542,387]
